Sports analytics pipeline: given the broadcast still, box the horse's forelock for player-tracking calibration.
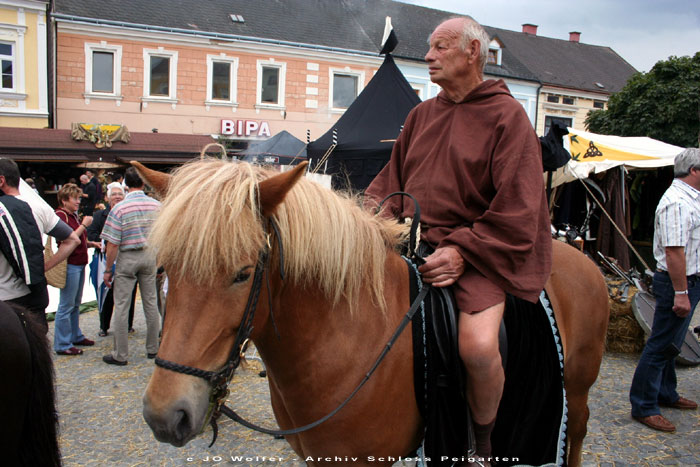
[149,159,267,285]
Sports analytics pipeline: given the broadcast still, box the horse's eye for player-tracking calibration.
[232,267,252,284]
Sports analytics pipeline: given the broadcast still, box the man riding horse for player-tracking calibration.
[366,16,552,464]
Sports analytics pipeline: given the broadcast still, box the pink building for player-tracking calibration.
[54,25,380,148]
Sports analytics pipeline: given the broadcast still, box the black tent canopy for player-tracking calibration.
[307,54,420,190]
[239,130,307,165]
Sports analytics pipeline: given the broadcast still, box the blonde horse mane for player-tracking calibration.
[149,158,408,312]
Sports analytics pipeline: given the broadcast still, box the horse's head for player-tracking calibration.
[136,159,307,446]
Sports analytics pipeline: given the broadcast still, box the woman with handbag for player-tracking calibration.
[54,183,94,356]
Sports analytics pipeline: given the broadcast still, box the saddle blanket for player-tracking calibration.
[407,258,567,467]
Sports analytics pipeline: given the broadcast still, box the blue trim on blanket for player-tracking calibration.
[539,290,567,467]
[404,256,428,467]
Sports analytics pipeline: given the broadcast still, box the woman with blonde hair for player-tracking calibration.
[54,183,94,355]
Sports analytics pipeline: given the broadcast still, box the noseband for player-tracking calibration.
[154,217,282,446]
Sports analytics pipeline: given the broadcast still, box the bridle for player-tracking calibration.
[154,217,278,446]
[154,192,429,446]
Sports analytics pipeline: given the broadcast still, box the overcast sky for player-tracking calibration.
[398,0,700,72]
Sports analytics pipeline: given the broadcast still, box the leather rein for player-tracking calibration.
[154,192,428,446]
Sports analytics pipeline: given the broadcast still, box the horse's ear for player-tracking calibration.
[258,161,309,216]
[130,161,170,197]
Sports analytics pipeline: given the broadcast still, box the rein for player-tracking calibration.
[154,192,429,444]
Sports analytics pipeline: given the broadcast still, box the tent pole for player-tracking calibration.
[578,178,651,272]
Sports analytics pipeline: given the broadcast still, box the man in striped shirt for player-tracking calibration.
[100,167,161,366]
[630,148,700,432]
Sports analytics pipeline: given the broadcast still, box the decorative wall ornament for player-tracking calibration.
[71,123,131,148]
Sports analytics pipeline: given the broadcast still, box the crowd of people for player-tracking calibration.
[0,159,163,366]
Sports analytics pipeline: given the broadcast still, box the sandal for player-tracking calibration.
[56,347,83,356]
[98,330,108,337]
[73,338,95,346]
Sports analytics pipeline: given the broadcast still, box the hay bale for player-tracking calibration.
[604,276,646,353]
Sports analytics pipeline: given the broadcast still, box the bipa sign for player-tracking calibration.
[221,120,271,137]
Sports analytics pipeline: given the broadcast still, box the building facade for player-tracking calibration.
[50,0,636,148]
[0,0,48,128]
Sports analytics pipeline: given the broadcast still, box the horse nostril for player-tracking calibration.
[173,409,191,442]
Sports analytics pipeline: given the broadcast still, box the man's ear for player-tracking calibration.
[466,39,480,64]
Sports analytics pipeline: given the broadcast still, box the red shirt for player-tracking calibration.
[55,208,88,265]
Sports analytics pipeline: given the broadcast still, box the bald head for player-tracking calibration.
[432,16,490,73]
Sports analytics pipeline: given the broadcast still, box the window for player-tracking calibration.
[256,60,286,108]
[212,62,230,100]
[261,67,278,103]
[143,48,178,101]
[150,56,169,96]
[487,49,498,64]
[544,116,572,135]
[332,74,358,108]
[547,94,559,103]
[84,42,122,98]
[206,55,238,105]
[562,96,575,105]
[593,100,605,109]
[0,42,13,90]
[92,52,113,92]
[329,68,364,110]
[487,39,502,66]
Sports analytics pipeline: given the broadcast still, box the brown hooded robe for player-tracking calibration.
[366,79,552,311]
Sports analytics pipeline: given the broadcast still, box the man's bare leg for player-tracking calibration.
[458,301,505,460]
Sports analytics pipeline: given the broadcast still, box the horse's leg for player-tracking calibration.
[546,240,609,467]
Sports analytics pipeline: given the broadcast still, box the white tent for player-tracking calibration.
[551,128,684,186]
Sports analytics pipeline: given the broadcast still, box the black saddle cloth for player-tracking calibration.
[408,259,566,466]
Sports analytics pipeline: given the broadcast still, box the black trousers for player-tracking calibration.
[99,283,136,332]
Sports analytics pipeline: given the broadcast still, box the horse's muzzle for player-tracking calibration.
[142,396,201,447]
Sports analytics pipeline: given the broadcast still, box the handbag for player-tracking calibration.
[44,236,67,289]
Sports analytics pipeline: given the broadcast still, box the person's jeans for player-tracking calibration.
[629,271,700,417]
[53,264,87,352]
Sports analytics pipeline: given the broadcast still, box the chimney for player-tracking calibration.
[569,31,581,43]
[522,23,538,35]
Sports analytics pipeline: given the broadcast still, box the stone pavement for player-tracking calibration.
[52,305,700,466]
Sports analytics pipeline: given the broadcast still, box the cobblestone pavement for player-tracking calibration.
[52,306,700,466]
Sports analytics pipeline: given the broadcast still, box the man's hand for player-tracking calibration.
[673,294,692,318]
[418,246,465,287]
[103,270,113,288]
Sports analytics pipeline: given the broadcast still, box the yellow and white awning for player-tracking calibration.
[551,128,684,186]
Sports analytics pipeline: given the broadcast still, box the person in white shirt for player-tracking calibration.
[630,148,700,432]
[0,158,80,331]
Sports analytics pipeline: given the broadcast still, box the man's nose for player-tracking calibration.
[425,48,435,62]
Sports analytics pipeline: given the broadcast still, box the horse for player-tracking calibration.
[136,159,609,466]
[0,301,61,466]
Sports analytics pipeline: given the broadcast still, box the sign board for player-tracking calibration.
[221,120,271,138]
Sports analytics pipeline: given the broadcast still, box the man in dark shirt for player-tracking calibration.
[80,174,96,216]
